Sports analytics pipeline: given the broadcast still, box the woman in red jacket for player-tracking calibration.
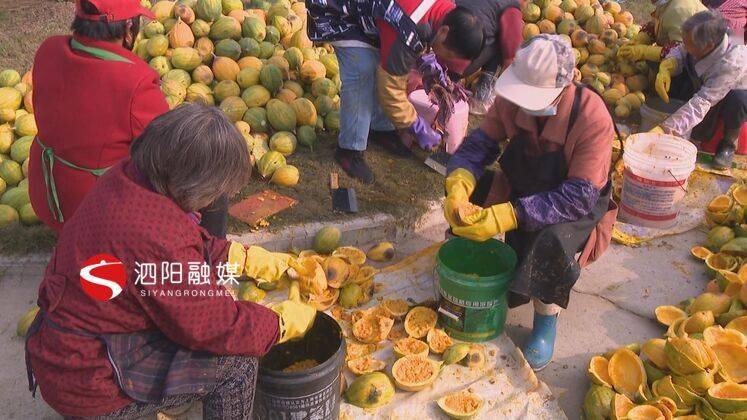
[25,104,315,419]
[28,0,168,233]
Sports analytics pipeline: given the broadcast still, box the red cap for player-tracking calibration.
[76,0,155,22]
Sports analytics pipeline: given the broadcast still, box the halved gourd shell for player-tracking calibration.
[322,256,350,288]
[436,389,484,420]
[387,323,408,340]
[332,246,367,265]
[706,279,722,294]
[380,299,409,319]
[665,337,714,376]
[427,328,453,354]
[345,342,378,361]
[352,314,394,344]
[306,288,340,311]
[608,348,647,398]
[689,292,733,316]
[711,342,747,383]
[348,265,377,285]
[709,194,734,213]
[404,306,438,338]
[642,338,668,370]
[347,356,386,375]
[655,305,687,327]
[738,264,747,284]
[706,382,747,414]
[610,393,635,419]
[393,337,429,358]
[443,343,471,365]
[391,355,442,392]
[681,311,715,334]
[726,315,747,335]
[289,256,328,296]
[704,325,747,347]
[734,185,747,206]
[706,253,739,274]
[587,355,614,387]
[298,250,318,258]
[649,396,677,420]
[626,405,665,420]
[691,246,713,260]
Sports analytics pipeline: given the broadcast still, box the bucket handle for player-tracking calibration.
[667,169,688,193]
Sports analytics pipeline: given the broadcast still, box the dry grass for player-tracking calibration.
[0,1,74,72]
[229,133,444,234]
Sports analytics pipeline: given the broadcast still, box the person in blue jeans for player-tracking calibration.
[308,0,485,183]
[334,46,399,183]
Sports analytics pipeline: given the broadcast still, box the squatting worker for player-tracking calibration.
[307,0,486,184]
[25,105,316,419]
[443,35,618,371]
[651,10,746,169]
[27,0,168,233]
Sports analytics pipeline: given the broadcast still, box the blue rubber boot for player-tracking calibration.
[522,311,558,371]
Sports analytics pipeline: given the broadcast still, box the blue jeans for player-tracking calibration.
[335,46,395,151]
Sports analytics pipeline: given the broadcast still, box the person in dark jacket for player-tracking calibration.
[308,0,486,183]
[463,0,525,116]
[26,104,315,419]
[444,35,617,371]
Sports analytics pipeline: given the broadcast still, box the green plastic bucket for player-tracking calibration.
[436,238,517,342]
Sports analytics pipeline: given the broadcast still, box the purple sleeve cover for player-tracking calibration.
[514,178,601,232]
[446,128,501,178]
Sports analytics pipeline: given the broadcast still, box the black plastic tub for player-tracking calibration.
[254,312,346,420]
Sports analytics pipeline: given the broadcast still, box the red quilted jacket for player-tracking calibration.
[27,160,279,417]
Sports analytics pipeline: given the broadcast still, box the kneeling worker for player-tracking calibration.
[444,35,618,370]
[653,10,746,169]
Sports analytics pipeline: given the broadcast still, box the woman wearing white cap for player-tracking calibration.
[443,35,618,370]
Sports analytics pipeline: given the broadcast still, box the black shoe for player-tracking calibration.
[713,129,740,170]
[335,148,374,184]
[369,130,413,157]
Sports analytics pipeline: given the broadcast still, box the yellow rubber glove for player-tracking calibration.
[227,241,248,276]
[452,202,518,242]
[443,169,477,228]
[656,58,677,103]
[649,126,665,134]
[616,45,663,62]
[244,246,292,285]
[271,281,316,344]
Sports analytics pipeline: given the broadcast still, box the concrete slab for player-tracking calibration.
[576,228,709,319]
[0,214,711,420]
[0,253,57,419]
[506,290,662,420]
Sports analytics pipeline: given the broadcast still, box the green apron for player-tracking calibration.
[37,39,133,223]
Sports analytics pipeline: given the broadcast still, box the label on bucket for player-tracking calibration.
[620,168,687,223]
[437,283,505,342]
[255,377,339,420]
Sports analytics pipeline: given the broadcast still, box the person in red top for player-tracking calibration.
[27,0,168,233]
[307,0,486,183]
[25,104,316,419]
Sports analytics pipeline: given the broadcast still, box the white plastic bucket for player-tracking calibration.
[408,89,469,154]
[620,133,697,229]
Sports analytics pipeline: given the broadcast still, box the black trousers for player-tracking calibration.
[670,74,747,142]
[200,195,229,239]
